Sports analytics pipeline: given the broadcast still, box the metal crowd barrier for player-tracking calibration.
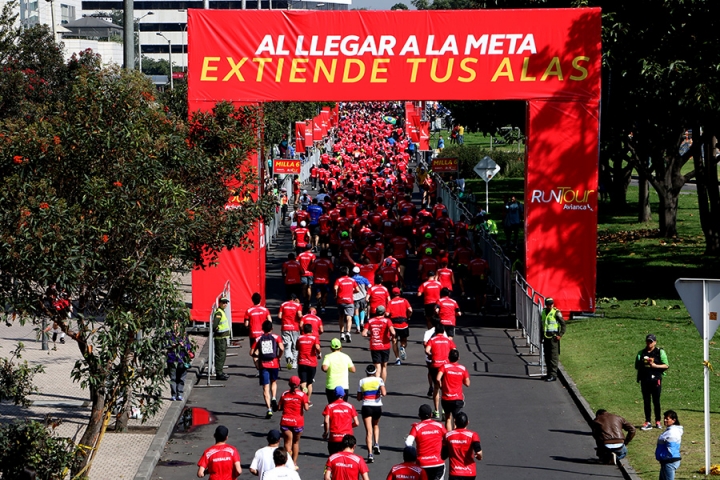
[514,274,546,377]
[265,175,293,248]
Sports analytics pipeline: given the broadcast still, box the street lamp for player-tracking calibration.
[156,32,173,89]
[136,12,153,73]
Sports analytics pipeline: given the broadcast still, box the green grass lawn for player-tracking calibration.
[459,178,720,478]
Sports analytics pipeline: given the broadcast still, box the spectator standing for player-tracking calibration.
[503,196,523,247]
[386,447,428,480]
[213,297,231,381]
[322,338,356,403]
[197,425,242,480]
[249,430,295,479]
[357,364,386,463]
[635,334,669,430]
[324,435,370,480]
[405,404,447,480]
[655,410,683,480]
[166,317,195,401]
[251,321,285,419]
[457,125,465,145]
[323,387,361,455]
[541,298,565,383]
[591,409,635,464]
[441,412,482,480]
[278,376,309,464]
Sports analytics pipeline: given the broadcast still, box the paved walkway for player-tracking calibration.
[151,214,626,480]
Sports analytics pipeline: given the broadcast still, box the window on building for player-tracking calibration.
[60,4,76,24]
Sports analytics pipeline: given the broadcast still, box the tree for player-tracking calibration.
[0,7,274,476]
[262,101,333,149]
[391,3,409,9]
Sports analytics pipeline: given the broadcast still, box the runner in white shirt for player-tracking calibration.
[250,430,296,479]
[261,448,301,480]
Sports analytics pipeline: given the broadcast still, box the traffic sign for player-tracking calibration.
[675,278,720,340]
[474,156,501,182]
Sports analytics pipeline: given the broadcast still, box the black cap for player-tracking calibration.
[214,425,229,441]
[267,429,282,443]
[646,334,657,342]
[419,404,433,419]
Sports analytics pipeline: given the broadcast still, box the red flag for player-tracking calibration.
[305,120,313,149]
[295,121,306,152]
[419,121,430,151]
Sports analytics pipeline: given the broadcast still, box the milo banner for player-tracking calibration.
[187,8,601,313]
[273,159,301,174]
[432,157,458,173]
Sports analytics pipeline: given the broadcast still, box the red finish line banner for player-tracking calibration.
[273,159,301,174]
[432,157,458,172]
[188,9,601,102]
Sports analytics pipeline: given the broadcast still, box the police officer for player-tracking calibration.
[541,298,565,382]
[214,297,231,380]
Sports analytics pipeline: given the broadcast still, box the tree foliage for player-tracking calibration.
[390,3,409,9]
[0,3,274,476]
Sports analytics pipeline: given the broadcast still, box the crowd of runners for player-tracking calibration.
[201,102,488,480]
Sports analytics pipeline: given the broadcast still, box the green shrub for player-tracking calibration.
[438,145,525,179]
[0,419,81,479]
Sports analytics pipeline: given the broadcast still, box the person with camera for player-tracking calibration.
[635,334,669,430]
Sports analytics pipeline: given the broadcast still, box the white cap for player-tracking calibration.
[352,266,360,274]
[300,221,306,227]
[302,189,308,194]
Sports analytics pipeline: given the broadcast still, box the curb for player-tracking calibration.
[558,362,642,480]
[133,346,207,480]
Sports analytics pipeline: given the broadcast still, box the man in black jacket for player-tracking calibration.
[591,409,636,464]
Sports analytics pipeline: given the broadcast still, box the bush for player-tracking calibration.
[439,145,525,179]
[0,419,80,479]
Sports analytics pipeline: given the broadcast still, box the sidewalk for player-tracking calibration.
[0,274,204,480]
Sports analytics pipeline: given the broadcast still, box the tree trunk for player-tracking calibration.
[694,132,720,254]
[657,188,678,237]
[638,168,651,222]
[73,387,107,477]
[609,147,631,210]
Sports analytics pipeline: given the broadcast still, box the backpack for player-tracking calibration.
[258,333,278,362]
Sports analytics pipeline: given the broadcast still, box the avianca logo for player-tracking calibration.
[530,187,595,211]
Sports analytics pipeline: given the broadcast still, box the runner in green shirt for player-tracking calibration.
[322,338,356,404]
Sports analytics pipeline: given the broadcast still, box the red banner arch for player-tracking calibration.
[188,8,601,314]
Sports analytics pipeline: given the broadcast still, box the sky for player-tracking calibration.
[350,0,416,10]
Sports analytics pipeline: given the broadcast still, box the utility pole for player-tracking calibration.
[123,0,134,70]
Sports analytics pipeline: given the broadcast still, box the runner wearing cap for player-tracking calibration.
[278,376,309,464]
[388,287,412,365]
[322,338,356,403]
[362,306,395,382]
[322,387,360,455]
[386,446,428,480]
[357,364,386,463]
[352,265,371,334]
[197,425,242,480]
[379,258,400,291]
[406,404,447,480]
[293,221,311,254]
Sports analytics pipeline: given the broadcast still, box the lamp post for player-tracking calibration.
[156,32,173,89]
[136,12,153,73]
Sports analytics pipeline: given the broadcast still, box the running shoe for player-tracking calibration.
[170,395,176,401]
[347,333,352,343]
[266,409,273,419]
[367,454,374,463]
[640,421,652,431]
[271,398,278,412]
[177,395,183,401]
[399,346,407,361]
[287,361,293,370]
[432,410,441,420]
[395,359,401,366]
[373,444,380,455]
[656,421,663,429]
[427,386,434,397]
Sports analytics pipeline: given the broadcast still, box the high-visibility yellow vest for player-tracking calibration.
[214,308,230,334]
[543,307,559,338]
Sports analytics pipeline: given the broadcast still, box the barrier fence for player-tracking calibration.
[431,170,547,373]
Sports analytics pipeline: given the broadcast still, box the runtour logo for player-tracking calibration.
[530,187,595,211]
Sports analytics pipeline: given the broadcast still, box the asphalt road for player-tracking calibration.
[152,219,624,480]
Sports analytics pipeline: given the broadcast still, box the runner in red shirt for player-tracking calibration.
[197,425,242,480]
[335,267,359,343]
[300,307,324,335]
[405,404,447,480]
[418,273,443,328]
[282,253,303,299]
[379,259,399,291]
[436,349,470,431]
[297,246,316,305]
[468,256,490,313]
[324,435,370,480]
[362,306,395,382]
[425,325,457,417]
[436,263,455,293]
[386,447,428,480]
[322,387,360,455]
[435,288,461,338]
[367,280,390,315]
[296,324,321,401]
[387,287,412,365]
[278,376,309,463]
[244,292,273,370]
[418,252,439,282]
[441,413,482,478]
[279,295,303,369]
[311,250,334,314]
[293,222,311,253]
